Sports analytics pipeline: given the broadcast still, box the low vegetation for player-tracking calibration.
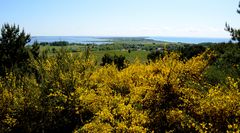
[1,2,240,132]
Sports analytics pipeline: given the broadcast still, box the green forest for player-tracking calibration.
[1,2,240,133]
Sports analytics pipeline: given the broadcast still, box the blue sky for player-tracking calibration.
[0,0,239,37]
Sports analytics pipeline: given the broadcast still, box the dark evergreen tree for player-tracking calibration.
[101,54,113,66]
[30,41,40,59]
[113,55,126,70]
[0,24,39,76]
[101,54,126,70]
[225,1,240,43]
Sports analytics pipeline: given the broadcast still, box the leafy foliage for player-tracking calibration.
[204,43,240,85]
[179,45,206,60]
[101,54,127,70]
[1,47,240,132]
[147,50,162,62]
[0,49,96,132]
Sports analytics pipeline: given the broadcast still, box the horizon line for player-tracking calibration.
[31,35,231,39]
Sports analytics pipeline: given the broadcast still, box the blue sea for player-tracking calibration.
[30,36,111,44]
[146,37,231,44]
[30,36,231,44]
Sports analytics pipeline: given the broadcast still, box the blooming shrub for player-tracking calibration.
[1,50,240,132]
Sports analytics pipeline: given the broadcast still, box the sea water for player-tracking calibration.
[30,36,231,44]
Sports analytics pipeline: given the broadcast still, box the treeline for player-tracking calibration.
[36,40,181,52]
[35,41,86,46]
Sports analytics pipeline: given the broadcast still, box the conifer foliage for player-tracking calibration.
[225,2,240,43]
[0,24,39,76]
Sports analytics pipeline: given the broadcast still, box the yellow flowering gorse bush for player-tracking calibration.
[1,50,240,132]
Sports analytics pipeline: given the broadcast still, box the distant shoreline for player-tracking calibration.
[30,36,231,45]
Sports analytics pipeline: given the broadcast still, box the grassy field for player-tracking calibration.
[38,39,177,65]
[39,45,85,52]
[40,46,150,64]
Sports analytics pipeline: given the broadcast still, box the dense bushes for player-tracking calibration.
[101,54,126,70]
[1,24,240,133]
[0,49,96,132]
[147,50,162,62]
[203,43,240,85]
[179,45,206,60]
[1,48,240,132]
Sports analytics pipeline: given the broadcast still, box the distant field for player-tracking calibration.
[39,45,85,52]
[40,46,150,64]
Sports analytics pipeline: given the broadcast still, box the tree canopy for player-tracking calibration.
[0,24,39,76]
[225,2,240,43]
